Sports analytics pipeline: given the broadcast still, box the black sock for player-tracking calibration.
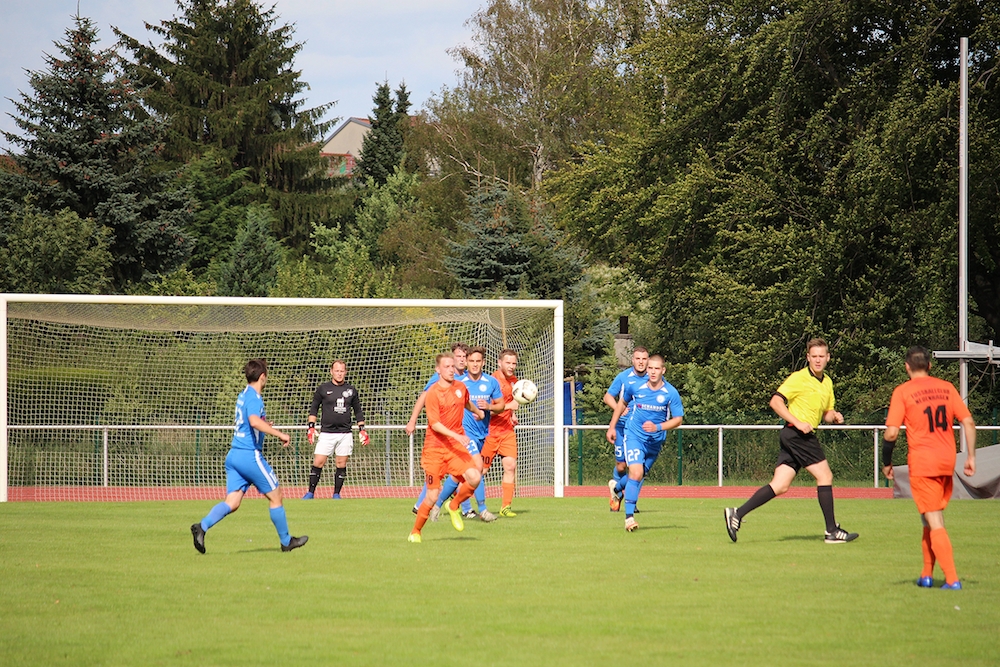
[334,466,347,495]
[737,484,776,519]
[817,485,837,532]
[308,466,322,493]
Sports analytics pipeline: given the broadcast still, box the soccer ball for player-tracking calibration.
[512,379,538,405]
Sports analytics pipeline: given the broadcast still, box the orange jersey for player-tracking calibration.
[424,379,469,452]
[885,376,971,477]
[488,369,518,435]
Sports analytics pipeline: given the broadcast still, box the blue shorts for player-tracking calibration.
[225,448,280,495]
[622,430,664,474]
[466,437,484,456]
[613,425,626,463]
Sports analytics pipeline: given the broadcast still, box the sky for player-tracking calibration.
[0,0,477,150]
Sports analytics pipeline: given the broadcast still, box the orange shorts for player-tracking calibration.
[421,446,474,490]
[481,430,517,466]
[910,475,953,515]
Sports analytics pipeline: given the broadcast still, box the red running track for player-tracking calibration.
[6,485,893,502]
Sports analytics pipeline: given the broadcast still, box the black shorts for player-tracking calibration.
[776,425,827,471]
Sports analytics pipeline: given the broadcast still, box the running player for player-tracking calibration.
[407,343,473,514]
[429,346,505,522]
[302,360,367,499]
[481,349,522,517]
[603,347,649,511]
[882,346,977,589]
[724,338,858,544]
[409,352,485,542]
[605,354,683,532]
[191,359,307,553]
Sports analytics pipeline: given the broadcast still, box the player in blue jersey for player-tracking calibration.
[191,359,307,553]
[429,346,505,522]
[606,355,683,532]
[407,343,473,514]
[603,347,649,511]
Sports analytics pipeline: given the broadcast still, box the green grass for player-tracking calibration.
[1,497,998,666]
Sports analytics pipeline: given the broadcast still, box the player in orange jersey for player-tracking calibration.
[480,349,521,516]
[408,352,485,542]
[882,346,977,590]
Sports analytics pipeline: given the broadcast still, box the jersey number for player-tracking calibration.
[922,405,948,432]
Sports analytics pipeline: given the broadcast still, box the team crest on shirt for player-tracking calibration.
[479,383,488,392]
[657,395,666,403]
[455,389,463,398]
[343,389,354,398]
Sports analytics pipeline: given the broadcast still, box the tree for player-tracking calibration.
[356,81,412,186]
[218,205,283,296]
[551,0,1000,415]
[0,202,112,294]
[116,0,336,249]
[2,15,192,287]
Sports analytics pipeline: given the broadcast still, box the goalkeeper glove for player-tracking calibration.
[359,428,370,446]
[306,423,316,445]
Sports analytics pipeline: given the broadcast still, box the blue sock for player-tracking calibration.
[415,483,428,508]
[613,466,625,485]
[269,506,291,547]
[624,478,641,516]
[474,480,487,511]
[437,477,460,508]
[201,502,231,531]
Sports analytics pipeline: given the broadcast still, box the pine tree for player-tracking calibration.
[217,205,283,296]
[116,0,336,250]
[356,82,412,186]
[2,15,192,287]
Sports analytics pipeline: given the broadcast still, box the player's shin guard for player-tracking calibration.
[269,506,291,547]
[817,485,837,533]
[929,528,958,584]
[921,526,936,578]
[437,476,460,508]
[474,478,487,511]
[334,466,347,496]
[624,478,640,516]
[308,466,323,494]
[412,503,431,534]
[450,482,476,511]
[415,483,429,508]
[201,501,231,530]
[502,482,515,508]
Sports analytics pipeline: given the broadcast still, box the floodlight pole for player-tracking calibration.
[958,37,970,403]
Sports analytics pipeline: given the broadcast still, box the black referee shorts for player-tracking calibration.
[776,425,827,471]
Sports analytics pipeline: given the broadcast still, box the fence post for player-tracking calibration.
[408,431,414,488]
[194,415,201,486]
[577,428,584,486]
[102,428,109,487]
[718,426,724,487]
[873,427,879,488]
[676,429,683,485]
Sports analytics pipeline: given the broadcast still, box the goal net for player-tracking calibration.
[1,296,564,502]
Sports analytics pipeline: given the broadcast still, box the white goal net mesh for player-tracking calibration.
[4,298,559,502]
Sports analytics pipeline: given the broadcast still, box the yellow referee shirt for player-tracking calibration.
[775,367,835,428]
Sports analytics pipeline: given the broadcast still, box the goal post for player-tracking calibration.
[1,294,564,502]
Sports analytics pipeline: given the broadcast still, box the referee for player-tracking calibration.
[724,338,858,544]
[303,360,368,499]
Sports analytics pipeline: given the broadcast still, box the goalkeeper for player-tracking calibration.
[303,360,368,499]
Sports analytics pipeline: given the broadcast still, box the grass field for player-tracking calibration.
[1,496,998,666]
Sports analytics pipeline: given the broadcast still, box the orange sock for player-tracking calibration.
[502,482,515,507]
[920,526,935,578]
[929,527,958,584]
[449,482,475,511]
[412,503,430,534]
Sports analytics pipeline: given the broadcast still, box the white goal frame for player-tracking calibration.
[0,294,565,502]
